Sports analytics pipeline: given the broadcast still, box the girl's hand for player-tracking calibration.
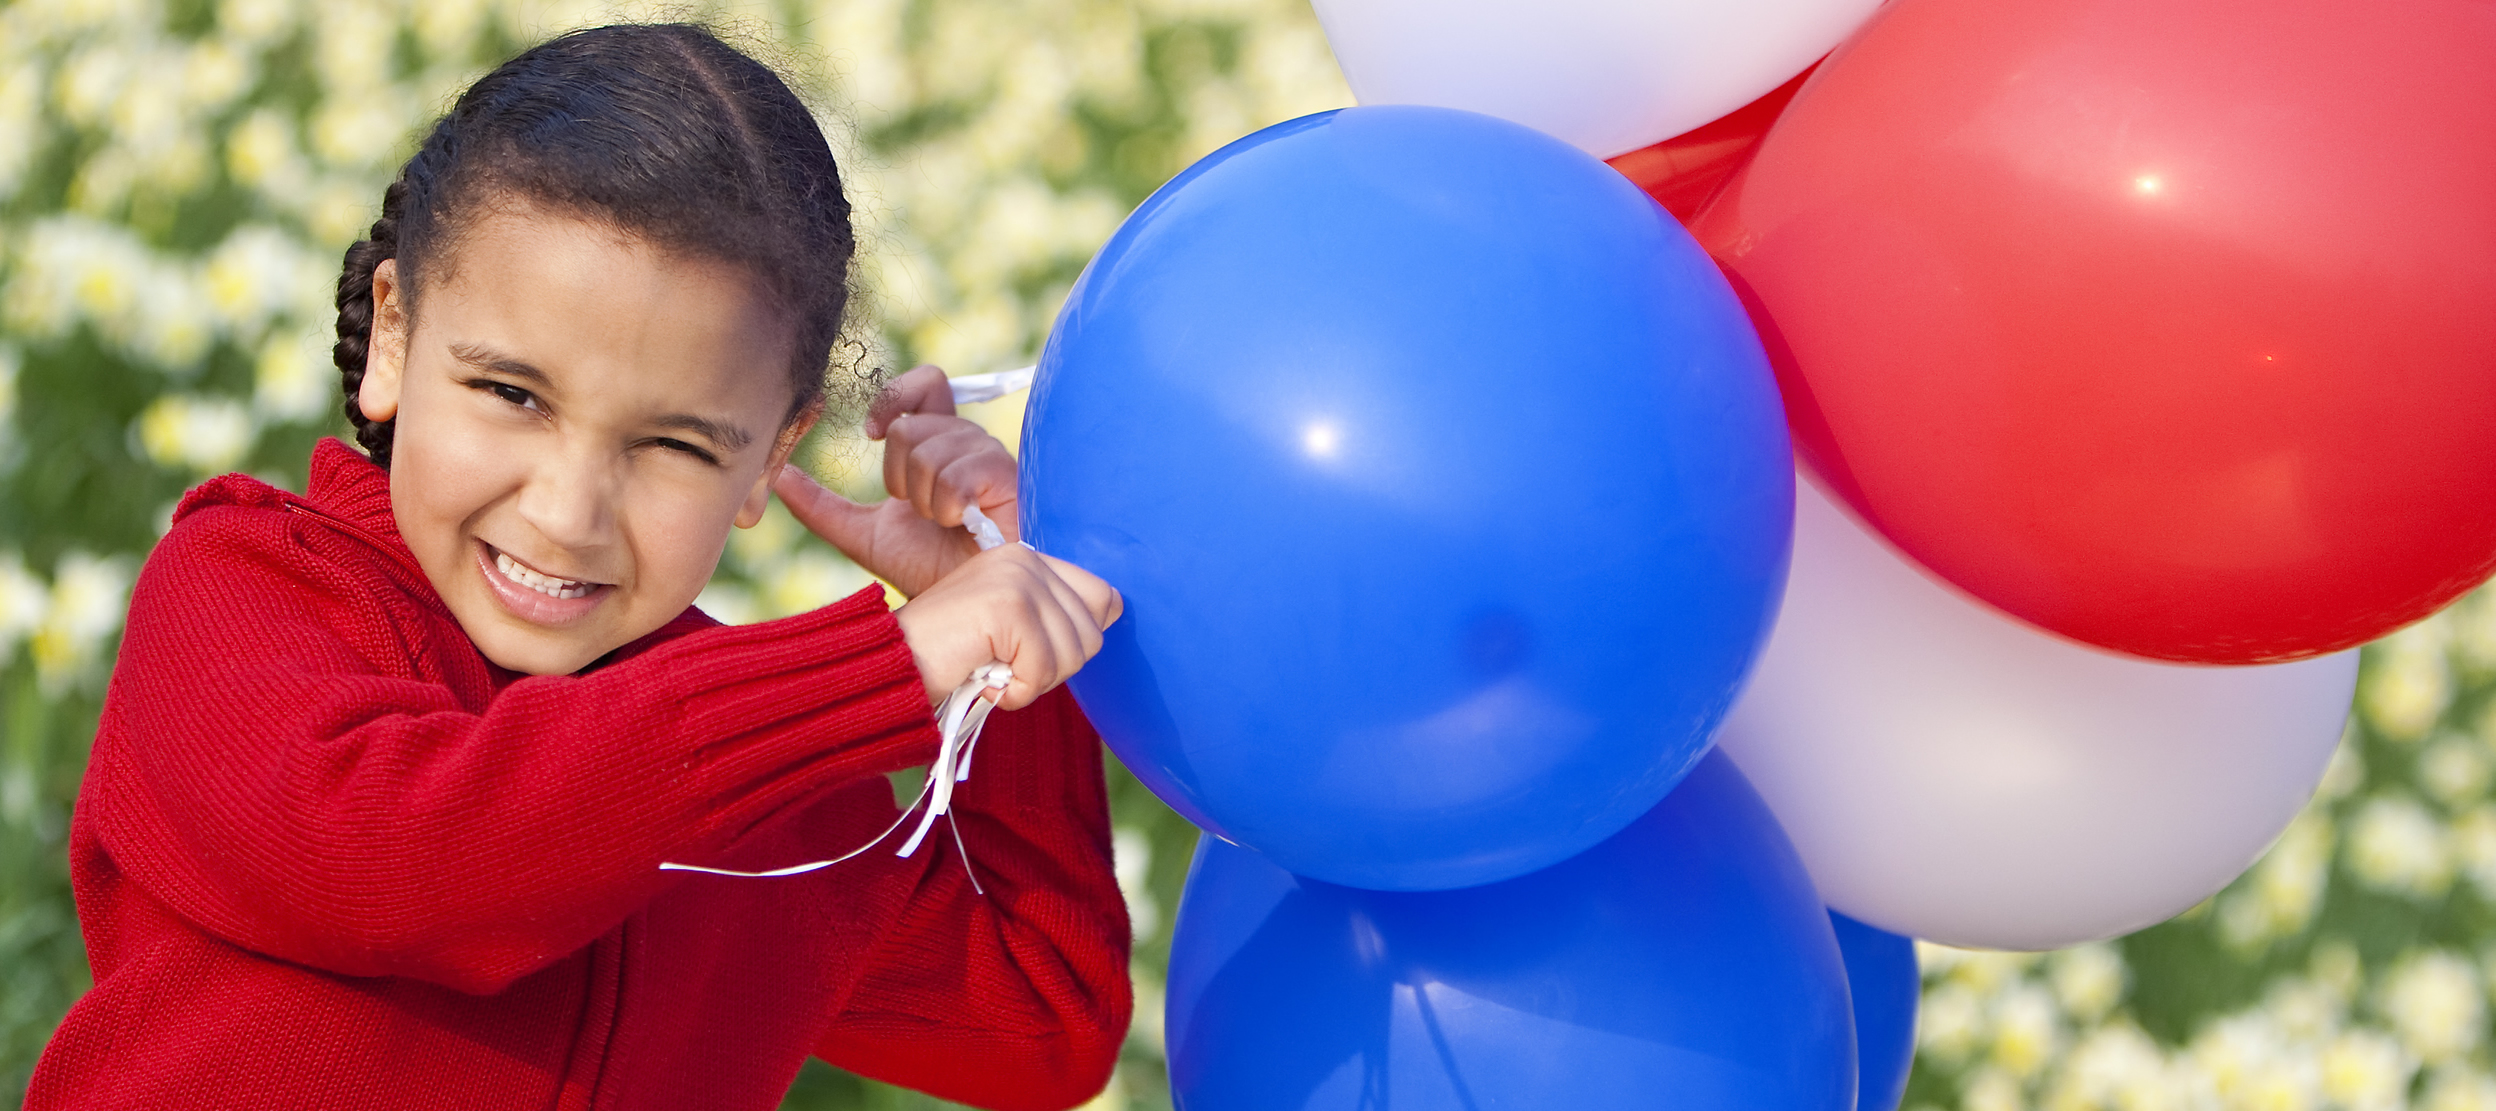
[773,364,1018,598]
[893,544,1123,708]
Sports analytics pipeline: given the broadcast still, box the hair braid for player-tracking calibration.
[333,176,410,467]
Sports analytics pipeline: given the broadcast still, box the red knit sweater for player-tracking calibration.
[28,439,1130,1111]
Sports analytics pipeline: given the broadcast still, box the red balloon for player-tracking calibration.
[1606,65,1815,224]
[1692,0,2496,664]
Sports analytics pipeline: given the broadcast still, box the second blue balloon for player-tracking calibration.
[1165,750,1856,1110]
[1021,105,1792,890]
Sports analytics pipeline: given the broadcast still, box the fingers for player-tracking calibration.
[882,413,1018,530]
[865,364,956,439]
[773,465,877,555]
[1037,551,1125,630]
[892,545,1119,711]
[928,439,1019,533]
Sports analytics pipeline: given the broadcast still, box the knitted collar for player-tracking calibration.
[304,437,403,544]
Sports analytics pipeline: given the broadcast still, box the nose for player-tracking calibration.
[514,439,620,556]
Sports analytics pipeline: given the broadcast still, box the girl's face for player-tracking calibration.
[359,205,812,675]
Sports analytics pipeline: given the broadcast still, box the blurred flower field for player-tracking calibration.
[1,0,2493,1106]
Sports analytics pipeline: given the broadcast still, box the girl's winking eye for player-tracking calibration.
[649,437,721,465]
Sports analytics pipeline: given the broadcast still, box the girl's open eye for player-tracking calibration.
[468,379,542,412]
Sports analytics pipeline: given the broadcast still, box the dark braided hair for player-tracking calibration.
[333,24,860,468]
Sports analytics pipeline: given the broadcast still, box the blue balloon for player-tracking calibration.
[1021,105,1791,890]
[1165,750,1854,1110]
[1832,911,1920,1111]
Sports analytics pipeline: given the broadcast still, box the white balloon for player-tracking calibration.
[1716,476,2358,950]
[1310,0,1883,158]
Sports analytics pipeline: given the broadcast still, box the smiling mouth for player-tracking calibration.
[493,548,602,599]
[475,542,614,626]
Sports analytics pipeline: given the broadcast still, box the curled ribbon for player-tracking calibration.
[660,500,1021,893]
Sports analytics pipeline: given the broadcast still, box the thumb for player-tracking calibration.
[773,465,878,556]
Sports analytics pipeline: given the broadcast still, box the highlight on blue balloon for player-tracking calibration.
[1020,104,1792,891]
[1832,910,1920,1111]
[1163,750,1854,1110]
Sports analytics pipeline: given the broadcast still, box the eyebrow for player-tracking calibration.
[449,342,754,453]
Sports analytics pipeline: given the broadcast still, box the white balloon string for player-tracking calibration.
[960,502,1007,550]
[946,366,1036,406]
[661,489,1022,890]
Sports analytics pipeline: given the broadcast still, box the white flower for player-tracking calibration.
[312,2,400,98]
[2422,735,2491,808]
[413,0,488,60]
[303,175,381,250]
[808,0,912,120]
[254,331,333,422]
[1961,1065,2025,1111]
[2263,978,2350,1044]
[108,50,188,157]
[2313,941,2364,1003]
[134,393,255,474]
[309,96,413,172]
[2424,1065,2496,1111]
[32,552,131,691]
[2451,590,2496,678]
[2192,1012,2320,1111]
[226,108,309,196]
[1177,78,1254,165]
[1240,20,1353,125]
[130,260,216,374]
[1993,982,2065,1080]
[53,39,137,131]
[2347,793,2453,899]
[15,0,149,41]
[2320,731,2367,801]
[2318,1028,2416,1111]
[0,64,44,202]
[2051,945,2129,1024]
[909,294,1025,378]
[216,0,298,47]
[2365,617,2453,742]
[2457,806,2496,902]
[2051,1021,2177,1111]
[1111,826,1159,943]
[4,215,141,339]
[206,224,327,341]
[1918,980,1986,1066]
[2221,810,2333,950]
[2377,950,2484,1064]
[0,553,49,669]
[182,40,254,125]
[1127,964,1166,1055]
[66,142,140,215]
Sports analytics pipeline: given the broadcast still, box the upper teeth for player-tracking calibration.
[496,550,595,599]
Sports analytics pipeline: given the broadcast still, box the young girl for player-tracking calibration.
[30,24,1129,1111]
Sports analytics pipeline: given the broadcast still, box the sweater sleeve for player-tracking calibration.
[811,688,1134,1111]
[89,506,940,995]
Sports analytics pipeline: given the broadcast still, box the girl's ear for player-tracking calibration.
[738,402,823,528]
[359,259,409,423]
